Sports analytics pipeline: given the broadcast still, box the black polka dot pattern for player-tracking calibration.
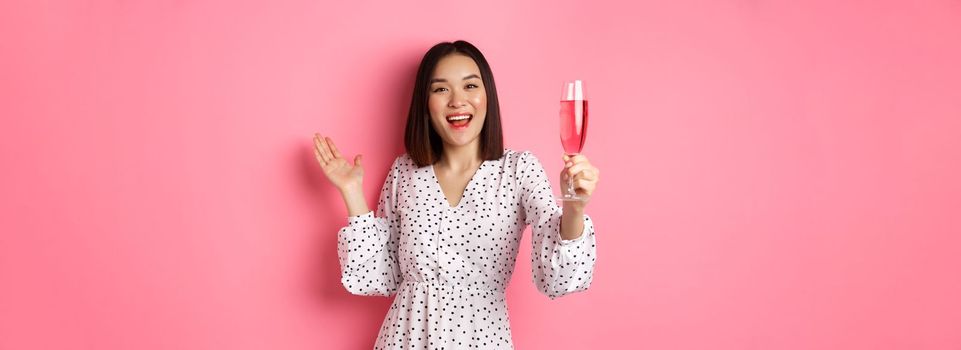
[337,149,597,349]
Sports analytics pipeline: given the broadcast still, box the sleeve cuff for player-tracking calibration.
[347,211,375,226]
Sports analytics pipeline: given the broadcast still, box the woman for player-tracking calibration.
[313,40,600,349]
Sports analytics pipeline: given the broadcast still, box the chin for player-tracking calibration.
[444,133,481,147]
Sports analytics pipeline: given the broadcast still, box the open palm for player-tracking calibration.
[313,133,364,191]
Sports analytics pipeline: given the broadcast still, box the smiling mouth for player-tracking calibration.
[446,114,473,128]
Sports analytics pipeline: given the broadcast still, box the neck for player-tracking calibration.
[437,140,482,172]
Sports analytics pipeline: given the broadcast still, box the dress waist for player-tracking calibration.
[400,279,505,293]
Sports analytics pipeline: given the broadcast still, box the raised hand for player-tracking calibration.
[313,133,364,193]
[561,154,600,209]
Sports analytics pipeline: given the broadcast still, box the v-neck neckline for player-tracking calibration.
[429,160,486,210]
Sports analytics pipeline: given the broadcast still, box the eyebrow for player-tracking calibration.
[430,74,481,84]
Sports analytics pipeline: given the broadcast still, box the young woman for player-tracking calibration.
[313,40,600,349]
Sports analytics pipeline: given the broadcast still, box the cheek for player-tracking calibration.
[470,93,487,127]
[469,92,486,110]
[428,96,445,118]
[428,95,441,111]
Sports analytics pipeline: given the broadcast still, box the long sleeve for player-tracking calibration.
[336,158,403,296]
[517,151,597,300]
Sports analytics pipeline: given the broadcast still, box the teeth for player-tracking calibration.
[446,115,471,121]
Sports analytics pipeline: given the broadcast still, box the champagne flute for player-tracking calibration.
[558,80,589,202]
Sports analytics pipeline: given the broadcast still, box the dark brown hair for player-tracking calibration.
[404,40,504,167]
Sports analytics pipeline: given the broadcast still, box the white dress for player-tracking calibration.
[337,149,597,349]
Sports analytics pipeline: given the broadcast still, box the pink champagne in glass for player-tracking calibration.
[560,100,589,154]
[559,80,589,201]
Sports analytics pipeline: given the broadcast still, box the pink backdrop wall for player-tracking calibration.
[2,0,960,349]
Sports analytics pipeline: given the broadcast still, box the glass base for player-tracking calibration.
[557,195,588,202]
[558,166,588,202]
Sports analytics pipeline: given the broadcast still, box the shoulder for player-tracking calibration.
[390,153,417,170]
[381,153,418,183]
[504,148,543,166]
[501,149,548,175]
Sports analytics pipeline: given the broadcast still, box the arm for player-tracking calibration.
[518,151,597,300]
[560,201,586,241]
[339,184,370,217]
[335,158,403,296]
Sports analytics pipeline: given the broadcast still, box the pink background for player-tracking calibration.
[2,0,960,349]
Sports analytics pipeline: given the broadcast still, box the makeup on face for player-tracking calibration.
[429,55,486,138]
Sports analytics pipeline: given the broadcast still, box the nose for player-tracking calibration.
[447,89,468,109]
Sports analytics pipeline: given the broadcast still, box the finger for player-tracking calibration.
[566,162,592,177]
[574,177,586,189]
[313,145,330,169]
[575,178,594,194]
[575,168,597,181]
[325,136,343,159]
[568,154,589,164]
[564,155,590,169]
[315,134,333,161]
[314,134,328,163]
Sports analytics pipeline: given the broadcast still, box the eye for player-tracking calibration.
[466,83,479,89]
[432,87,448,93]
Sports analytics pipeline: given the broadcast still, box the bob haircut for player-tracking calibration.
[404,40,504,167]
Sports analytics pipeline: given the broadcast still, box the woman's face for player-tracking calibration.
[428,53,487,149]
